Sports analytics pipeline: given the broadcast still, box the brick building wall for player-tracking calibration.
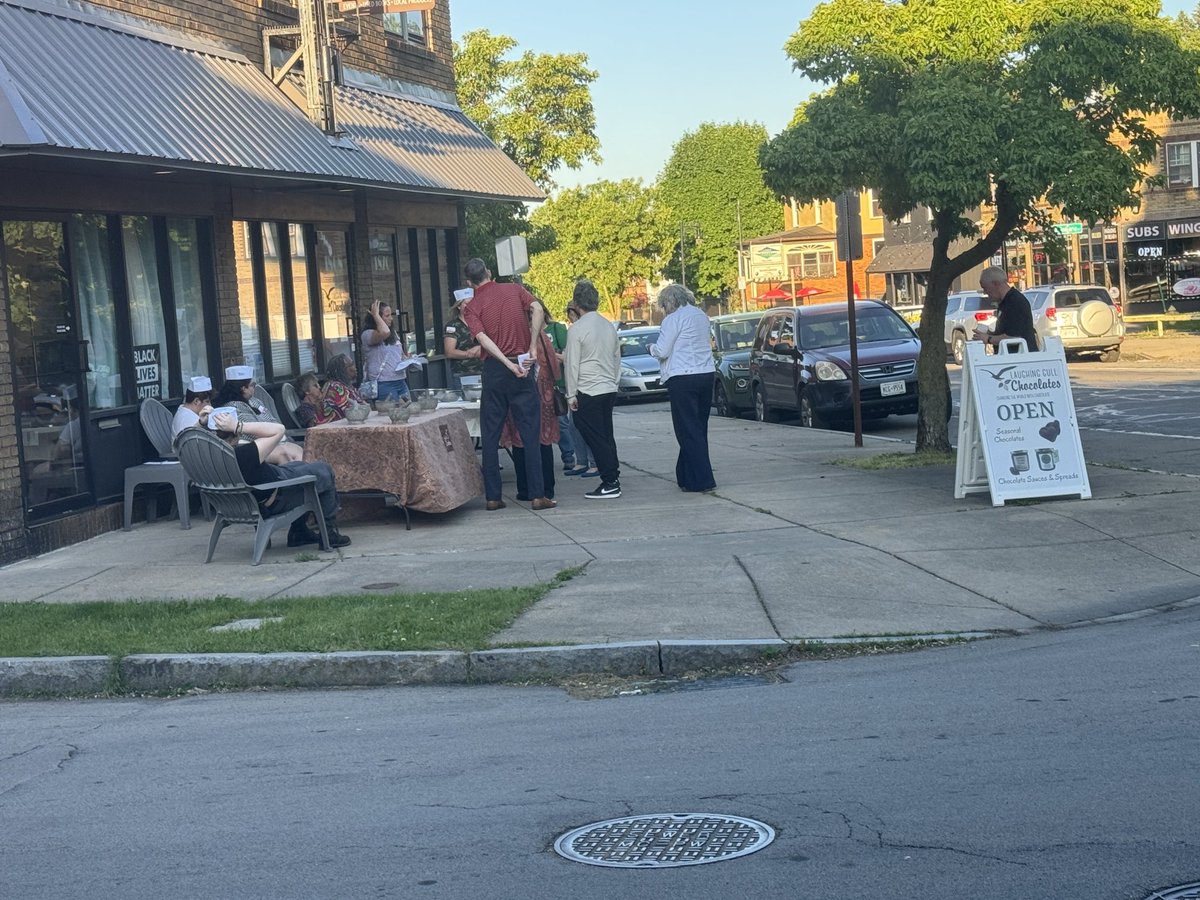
[79,0,457,94]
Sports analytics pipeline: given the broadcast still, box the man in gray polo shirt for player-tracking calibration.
[565,279,622,499]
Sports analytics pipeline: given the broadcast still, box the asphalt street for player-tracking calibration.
[2,606,1197,899]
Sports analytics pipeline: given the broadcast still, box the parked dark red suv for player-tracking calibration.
[749,301,922,428]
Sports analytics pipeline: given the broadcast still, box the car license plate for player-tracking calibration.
[880,380,906,397]
[646,380,660,390]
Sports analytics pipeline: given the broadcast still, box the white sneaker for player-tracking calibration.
[585,481,621,499]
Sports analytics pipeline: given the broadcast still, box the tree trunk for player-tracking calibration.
[913,199,1020,452]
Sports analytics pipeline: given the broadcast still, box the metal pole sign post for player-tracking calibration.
[835,190,864,447]
[955,336,1091,505]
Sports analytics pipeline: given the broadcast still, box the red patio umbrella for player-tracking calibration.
[794,286,829,298]
[759,287,792,301]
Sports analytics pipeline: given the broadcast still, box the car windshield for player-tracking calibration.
[619,331,659,357]
[714,321,757,351]
[799,308,914,349]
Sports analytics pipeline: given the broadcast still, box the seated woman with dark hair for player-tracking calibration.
[318,354,365,423]
[293,372,327,428]
[214,364,302,463]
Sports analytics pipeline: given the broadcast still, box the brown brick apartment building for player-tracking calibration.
[0,0,539,561]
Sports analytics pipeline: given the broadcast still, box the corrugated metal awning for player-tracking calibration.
[0,0,543,202]
[866,242,934,274]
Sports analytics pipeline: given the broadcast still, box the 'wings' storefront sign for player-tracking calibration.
[955,337,1090,506]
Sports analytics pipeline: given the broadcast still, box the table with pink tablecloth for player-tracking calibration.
[302,409,482,513]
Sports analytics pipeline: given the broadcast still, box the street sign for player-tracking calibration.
[1053,222,1084,235]
[835,191,863,262]
[955,337,1090,505]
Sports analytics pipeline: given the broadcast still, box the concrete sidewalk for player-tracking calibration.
[3,405,1199,694]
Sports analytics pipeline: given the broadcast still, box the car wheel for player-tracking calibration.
[755,386,777,424]
[799,393,826,429]
[1099,347,1121,363]
[714,383,733,418]
[951,331,967,366]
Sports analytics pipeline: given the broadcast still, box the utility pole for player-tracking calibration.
[736,199,746,312]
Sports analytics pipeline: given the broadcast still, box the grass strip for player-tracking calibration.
[0,581,558,658]
[826,450,955,470]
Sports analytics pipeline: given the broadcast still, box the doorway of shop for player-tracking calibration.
[3,219,95,517]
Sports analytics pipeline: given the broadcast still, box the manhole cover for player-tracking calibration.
[554,813,774,869]
[1146,883,1200,900]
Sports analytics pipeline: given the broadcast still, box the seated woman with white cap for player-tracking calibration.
[172,375,212,438]
[213,365,303,464]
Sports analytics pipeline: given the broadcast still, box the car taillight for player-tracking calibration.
[1115,303,1123,316]
[973,312,991,321]
[1045,306,1056,320]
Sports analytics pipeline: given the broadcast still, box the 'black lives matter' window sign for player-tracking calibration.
[134,345,161,400]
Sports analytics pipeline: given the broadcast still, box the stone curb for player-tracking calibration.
[0,634,997,697]
[0,656,113,696]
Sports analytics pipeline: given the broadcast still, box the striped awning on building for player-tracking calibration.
[0,0,543,202]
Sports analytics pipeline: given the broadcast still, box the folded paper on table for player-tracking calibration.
[394,355,428,374]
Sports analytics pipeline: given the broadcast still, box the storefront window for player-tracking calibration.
[317,229,353,364]
[369,227,406,351]
[287,226,315,374]
[261,222,292,380]
[431,228,455,356]
[166,218,210,388]
[70,215,120,409]
[234,221,263,379]
[1078,228,1119,288]
[122,216,171,401]
[409,228,433,354]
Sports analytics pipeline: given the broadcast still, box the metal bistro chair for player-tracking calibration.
[123,397,193,531]
[255,383,305,441]
[280,381,305,430]
[175,428,331,565]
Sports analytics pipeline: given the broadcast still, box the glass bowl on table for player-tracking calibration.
[344,401,371,424]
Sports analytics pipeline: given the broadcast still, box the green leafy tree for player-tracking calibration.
[760,0,1200,451]
[656,122,781,300]
[454,30,602,265]
[524,179,663,320]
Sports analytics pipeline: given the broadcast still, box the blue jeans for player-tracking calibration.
[556,413,575,464]
[268,460,339,531]
[377,379,409,402]
[480,357,543,501]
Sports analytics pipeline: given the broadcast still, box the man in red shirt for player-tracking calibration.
[461,258,556,510]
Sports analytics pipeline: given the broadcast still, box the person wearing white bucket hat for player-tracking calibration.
[214,365,302,463]
[172,374,213,438]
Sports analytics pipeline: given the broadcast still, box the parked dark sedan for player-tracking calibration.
[710,311,763,417]
[749,301,921,428]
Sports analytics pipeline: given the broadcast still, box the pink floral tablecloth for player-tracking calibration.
[303,409,482,513]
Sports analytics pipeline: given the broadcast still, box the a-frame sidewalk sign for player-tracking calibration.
[955,336,1091,506]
